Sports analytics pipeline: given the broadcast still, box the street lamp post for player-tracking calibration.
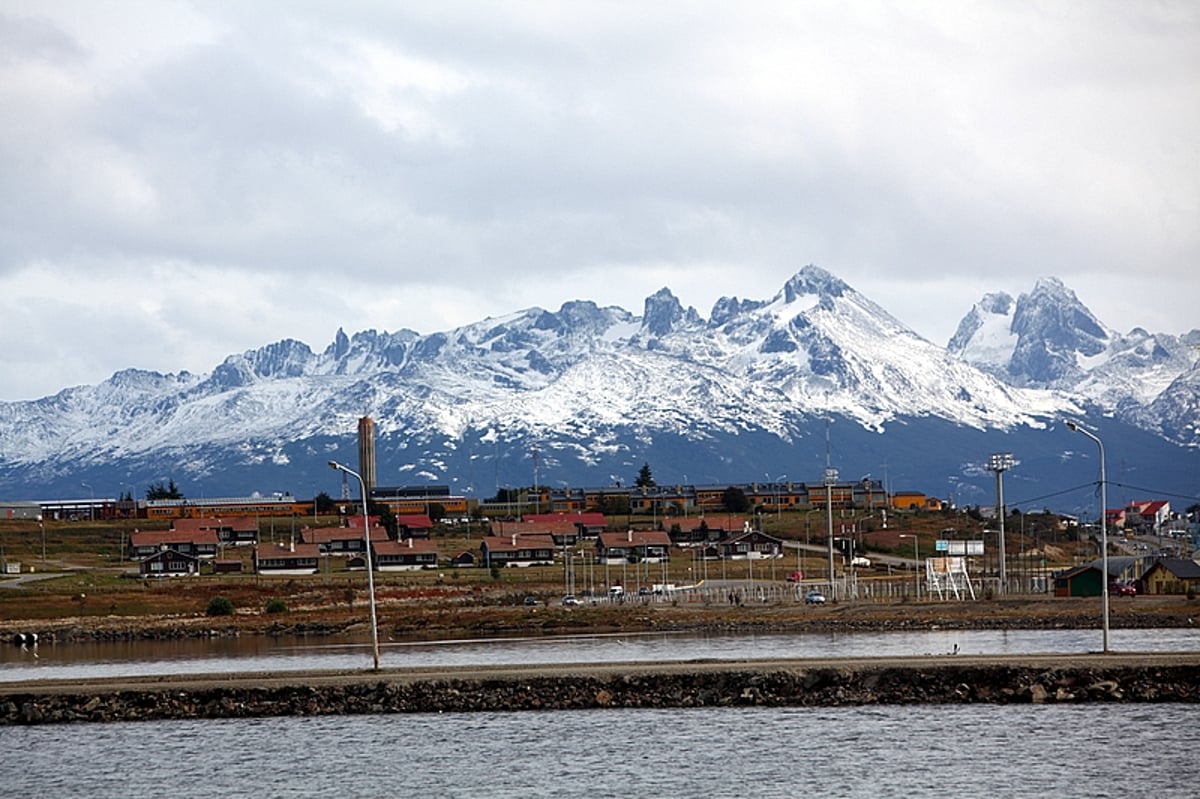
[899,534,919,598]
[327,460,381,671]
[81,481,93,521]
[1065,420,1110,654]
[824,467,838,599]
[986,453,1015,595]
[773,473,787,519]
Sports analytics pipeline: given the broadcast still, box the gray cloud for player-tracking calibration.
[0,1,1196,400]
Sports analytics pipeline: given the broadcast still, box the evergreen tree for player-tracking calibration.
[146,479,184,501]
[635,462,656,488]
[722,486,750,513]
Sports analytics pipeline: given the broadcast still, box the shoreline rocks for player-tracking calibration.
[3,658,1197,725]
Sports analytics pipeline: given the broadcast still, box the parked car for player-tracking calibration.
[522,596,539,606]
[850,556,871,567]
[1109,581,1137,597]
[561,595,580,606]
[805,589,827,605]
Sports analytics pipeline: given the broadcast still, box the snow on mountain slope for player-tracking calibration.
[947,292,1019,374]
[949,277,1199,444]
[650,267,1069,431]
[3,265,1187,496]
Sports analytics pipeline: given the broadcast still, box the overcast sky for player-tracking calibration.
[1,1,1196,401]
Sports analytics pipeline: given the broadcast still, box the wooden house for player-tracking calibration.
[171,516,259,546]
[1139,557,1200,595]
[479,534,557,568]
[715,529,785,560]
[254,543,322,575]
[138,548,200,577]
[301,525,389,555]
[395,514,434,539]
[595,529,672,565]
[128,529,219,560]
[373,538,439,571]
[523,512,608,538]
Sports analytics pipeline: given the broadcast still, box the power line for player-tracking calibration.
[1108,482,1200,507]
[1007,483,1102,509]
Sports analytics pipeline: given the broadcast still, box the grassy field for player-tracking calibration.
[0,511,1104,635]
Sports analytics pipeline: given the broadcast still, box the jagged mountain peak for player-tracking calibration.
[0,264,1195,500]
[780,264,849,304]
[947,292,1017,367]
[641,287,701,338]
[1008,278,1110,385]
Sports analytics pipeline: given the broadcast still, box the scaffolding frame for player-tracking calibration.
[926,556,976,601]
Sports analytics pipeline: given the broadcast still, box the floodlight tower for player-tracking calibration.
[824,466,838,598]
[986,453,1015,595]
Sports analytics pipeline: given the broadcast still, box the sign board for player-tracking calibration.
[935,539,985,555]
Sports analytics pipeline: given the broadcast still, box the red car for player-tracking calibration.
[1108,581,1137,596]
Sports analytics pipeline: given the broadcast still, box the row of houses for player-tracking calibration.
[1054,555,1200,597]
[131,512,789,577]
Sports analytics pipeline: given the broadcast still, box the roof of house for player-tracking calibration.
[301,526,389,544]
[597,530,672,548]
[395,514,434,528]
[256,543,322,560]
[130,529,220,548]
[721,530,784,546]
[686,514,753,532]
[374,539,439,556]
[494,518,581,536]
[480,534,557,553]
[1144,557,1200,580]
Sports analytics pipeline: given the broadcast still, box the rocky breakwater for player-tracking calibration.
[2,654,1197,725]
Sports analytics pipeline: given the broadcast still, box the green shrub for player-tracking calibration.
[206,595,235,616]
[265,598,288,614]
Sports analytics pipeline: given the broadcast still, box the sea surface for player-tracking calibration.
[2,703,1197,798]
[3,626,1199,682]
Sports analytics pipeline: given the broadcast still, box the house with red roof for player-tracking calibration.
[301,525,389,555]
[374,538,439,571]
[254,543,322,575]
[596,529,672,564]
[128,528,219,560]
[480,534,557,568]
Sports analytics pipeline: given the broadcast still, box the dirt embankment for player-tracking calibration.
[5,593,1196,644]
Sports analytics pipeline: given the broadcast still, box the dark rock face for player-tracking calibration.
[3,662,1197,726]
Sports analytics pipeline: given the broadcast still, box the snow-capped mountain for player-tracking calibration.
[0,266,1194,511]
[948,277,1200,444]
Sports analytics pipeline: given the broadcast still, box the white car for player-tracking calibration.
[561,595,580,606]
[805,589,826,605]
[850,556,871,567]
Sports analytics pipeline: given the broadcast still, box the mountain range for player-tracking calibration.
[1,266,1196,518]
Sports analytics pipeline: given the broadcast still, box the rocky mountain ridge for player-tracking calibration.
[0,266,1195,509]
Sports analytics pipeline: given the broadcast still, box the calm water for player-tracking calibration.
[3,626,1198,682]
[2,704,1197,798]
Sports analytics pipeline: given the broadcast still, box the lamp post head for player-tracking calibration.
[1065,420,1078,432]
[987,452,1015,472]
